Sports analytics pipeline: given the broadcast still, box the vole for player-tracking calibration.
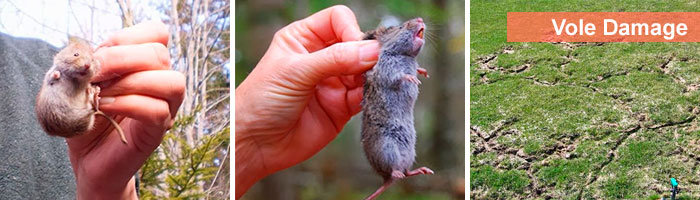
[35,37,127,144]
[361,17,432,200]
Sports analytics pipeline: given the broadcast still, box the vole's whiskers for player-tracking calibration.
[424,30,438,44]
[422,20,440,29]
[419,27,439,57]
[423,22,442,42]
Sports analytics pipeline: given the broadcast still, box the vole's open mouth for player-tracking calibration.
[409,19,426,57]
[78,64,91,76]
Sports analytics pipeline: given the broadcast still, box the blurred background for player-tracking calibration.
[235,0,464,199]
[0,0,230,199]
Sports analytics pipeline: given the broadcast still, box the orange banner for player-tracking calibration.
[507,12,700,42]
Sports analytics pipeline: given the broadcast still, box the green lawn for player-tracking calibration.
[470,1,700,199]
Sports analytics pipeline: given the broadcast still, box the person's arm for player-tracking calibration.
[66,20,185,199]
[235,5,379,198]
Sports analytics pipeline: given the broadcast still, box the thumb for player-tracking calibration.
[295,40,379,84]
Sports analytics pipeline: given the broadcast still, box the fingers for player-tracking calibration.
[301,5,363,42]
[294,40,379,85]
[344,73,365,114]
[347,87,363,114]
[92,43,171,82]
[98,20,169,48]
[99,95,172,130]
[99,70,186,118]
[278,5,363,52]
[338,74,364,89]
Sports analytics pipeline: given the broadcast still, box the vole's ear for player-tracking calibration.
[363,26,386,40]
[67,36,91,47]
[363,30,377,40]
[68,36,82,44]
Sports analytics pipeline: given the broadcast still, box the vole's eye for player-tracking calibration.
[74,53,79,57]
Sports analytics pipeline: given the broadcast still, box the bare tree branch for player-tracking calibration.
[6,0,69,36]
[116,0,134,27]
[68,0,88,38]
[204,94,229,114]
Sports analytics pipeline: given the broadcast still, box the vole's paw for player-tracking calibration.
[51,71,61,80]
[417,67,429,78]
[89,86,101,110]
[406,167,434,176]
[391,170,406,179]
[403,74,421,85]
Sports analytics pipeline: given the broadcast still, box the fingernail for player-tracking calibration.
[100,97,115,104]
[360,41,380,63]
[95,57,102,67]
[166,119,175,130]
[92,52,104,70]
[97,41,113,49]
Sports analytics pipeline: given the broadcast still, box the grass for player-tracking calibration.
[471,0,700,199]
[470,165,530,199]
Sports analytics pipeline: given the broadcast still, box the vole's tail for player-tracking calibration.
[364,167,435,200]
[364,179,394,200]
[96,111,127,144]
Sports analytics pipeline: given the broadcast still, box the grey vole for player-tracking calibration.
[35,37,127,144]
[361,17,432,200]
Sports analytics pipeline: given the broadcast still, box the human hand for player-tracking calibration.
[235,5,379,198]
[65,20,185,199]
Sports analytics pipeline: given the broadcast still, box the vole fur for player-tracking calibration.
[361,18,432,200]
[35,37,127,144]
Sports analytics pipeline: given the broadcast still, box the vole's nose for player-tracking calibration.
[84,64,90,70]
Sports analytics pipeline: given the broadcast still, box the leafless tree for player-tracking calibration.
[136,0,230,198]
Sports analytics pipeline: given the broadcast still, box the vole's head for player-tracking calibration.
[364,18,425,57]
[54,37,98,81]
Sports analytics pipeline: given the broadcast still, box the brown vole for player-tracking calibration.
[361,17,432,200]
[35,37,127,144]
